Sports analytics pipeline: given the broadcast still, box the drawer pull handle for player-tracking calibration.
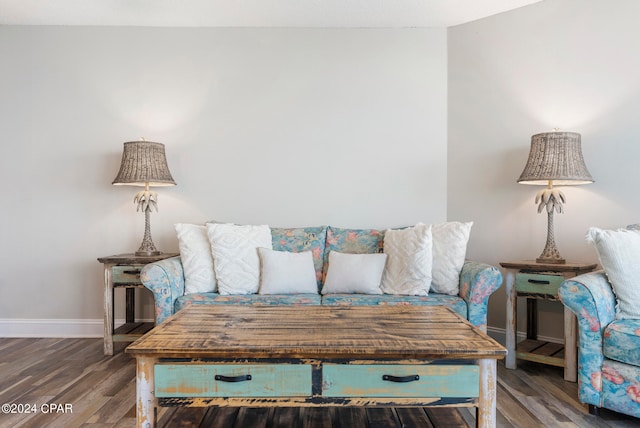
[215,374,252,382]
[527,279,550,285]
[382,374,420,383]
[122,270,141,275]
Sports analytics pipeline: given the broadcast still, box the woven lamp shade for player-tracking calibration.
[113,141,176,187]
[518,132,593,186]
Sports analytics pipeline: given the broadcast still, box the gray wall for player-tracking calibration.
[448,0,640,340]
[0,26,447,335]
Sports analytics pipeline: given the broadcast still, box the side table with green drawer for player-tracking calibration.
[500,260,596,382]
[98,253,179,355]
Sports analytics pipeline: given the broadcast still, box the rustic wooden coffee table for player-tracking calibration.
[126,305,506,428]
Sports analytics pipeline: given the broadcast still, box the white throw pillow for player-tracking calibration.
[206,223,272,295]
[430,221,473,295]
[174,223,217,294]
[381,223,432,296]
[258,248,318,294]
[587,227,640,319]
[321,251,386,295]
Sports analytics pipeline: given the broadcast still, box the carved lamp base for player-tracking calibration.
[536,256,566,264]
[537,208,566,264]
[135,207,162,257]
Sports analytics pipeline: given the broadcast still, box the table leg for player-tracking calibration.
[526,299,537,340]
[477,358,498,428]
[136,356,156,428]
[126,288,136,323]
[564,306,578,382]
[103,264,114,356]
[504,269,517,370]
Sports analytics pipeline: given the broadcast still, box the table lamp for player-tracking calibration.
[112,140,176,256]
[517,131,593,264]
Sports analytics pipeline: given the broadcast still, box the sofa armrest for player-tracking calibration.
[140,256,185,324]
[559,271,616,407]
[459,260,503,333]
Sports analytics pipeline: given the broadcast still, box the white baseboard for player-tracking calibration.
[487,326,562,347]
[0,318,154,338]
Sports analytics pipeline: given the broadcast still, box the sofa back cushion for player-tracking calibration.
[175,223,217,294]
[430,221,473,295]
[322,251,387,295]
[271,226,328,292]
[323,223,471,296]
[206,223,272,295]
[258,248,318,294]
[323,226,385,283]
[381,224,433,296]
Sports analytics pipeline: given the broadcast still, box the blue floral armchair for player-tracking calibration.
[559,271,640,417]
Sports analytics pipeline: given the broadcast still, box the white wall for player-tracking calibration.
[449,0,640,339]
[0,26,448,335]
[7,0,636,339]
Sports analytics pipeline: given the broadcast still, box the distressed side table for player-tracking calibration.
[500,260,596,382]
[98,253,178,355]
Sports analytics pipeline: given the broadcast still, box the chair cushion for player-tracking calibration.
[587,227,640,319]
[603,319,640,367]
[175,293,321,312]
[601,359,640,418]
[320,293,468,319]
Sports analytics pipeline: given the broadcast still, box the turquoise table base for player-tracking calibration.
[127,305,505,428]
[135,357,496,427]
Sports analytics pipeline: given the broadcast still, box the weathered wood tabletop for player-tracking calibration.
[126,305,506,360]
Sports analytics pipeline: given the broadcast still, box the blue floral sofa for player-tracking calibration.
[141,225,503,332]
[559,224,640,418]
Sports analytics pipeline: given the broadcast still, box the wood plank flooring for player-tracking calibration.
[0,338,638,427]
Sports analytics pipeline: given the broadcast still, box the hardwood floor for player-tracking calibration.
[0,338,638,427]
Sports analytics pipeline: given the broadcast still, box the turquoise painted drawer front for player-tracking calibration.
[155,364,312,398]
[112,266,142,284]
[515,273,564,296]
[322,364,479,398]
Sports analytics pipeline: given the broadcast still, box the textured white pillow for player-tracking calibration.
[381,223,432,296]
[430,221,473,295]
[321,251,387,295]
[174,223,217,294]
[258,248,318,294]
[587,227,640,319]
[206,223,272,295]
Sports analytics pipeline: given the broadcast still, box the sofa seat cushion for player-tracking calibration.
[603,319,640,367]
[175,293,321,312]
[320,293,468,319]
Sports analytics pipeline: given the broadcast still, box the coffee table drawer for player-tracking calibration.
[322,364,479,397]
[155,364,312,398]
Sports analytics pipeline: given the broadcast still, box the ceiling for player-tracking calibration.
[0,0,543,28]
